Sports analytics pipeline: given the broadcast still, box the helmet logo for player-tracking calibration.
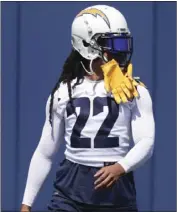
[77,8,110,28]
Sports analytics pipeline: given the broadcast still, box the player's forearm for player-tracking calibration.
[22,150,53,207]
[118,137,154,173]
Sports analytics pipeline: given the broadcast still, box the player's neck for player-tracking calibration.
[85,70,104,81]
[85,74,103,81]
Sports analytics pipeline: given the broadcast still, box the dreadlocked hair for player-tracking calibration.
[49,49,89,125]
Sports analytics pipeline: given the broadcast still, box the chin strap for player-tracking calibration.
[102,53,108,63]
[80,58,96,75]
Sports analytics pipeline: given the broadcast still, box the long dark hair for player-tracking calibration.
[49,49,89,125]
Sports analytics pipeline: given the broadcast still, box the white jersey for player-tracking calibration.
[55,77,135,166]
[22,77,155,206]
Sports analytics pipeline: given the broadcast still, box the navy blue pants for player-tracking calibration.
[48,159,138,212]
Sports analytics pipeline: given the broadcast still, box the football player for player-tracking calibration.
[21,5,155,212]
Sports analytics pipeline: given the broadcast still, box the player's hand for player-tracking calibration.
[101,59,142,104]
[94,163,125,190]
[20,204,31,212]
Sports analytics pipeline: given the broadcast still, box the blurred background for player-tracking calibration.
[2,1,176,211]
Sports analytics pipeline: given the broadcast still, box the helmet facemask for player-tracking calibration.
[92,33,133,70]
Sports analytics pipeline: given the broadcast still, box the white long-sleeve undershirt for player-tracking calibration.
[22,84,155,207]
[118,86,155,172]
[22,93,65,206]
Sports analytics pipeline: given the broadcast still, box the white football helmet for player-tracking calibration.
[71,5,133,74]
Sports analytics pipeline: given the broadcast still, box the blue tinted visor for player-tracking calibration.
[97,35,133,53]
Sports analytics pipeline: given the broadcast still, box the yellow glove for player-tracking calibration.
[101,59,134,103]
[101,59,145,104]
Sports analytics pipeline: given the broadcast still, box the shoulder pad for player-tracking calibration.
[133,77,147,88]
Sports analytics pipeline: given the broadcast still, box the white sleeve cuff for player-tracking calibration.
[117,159,130,173]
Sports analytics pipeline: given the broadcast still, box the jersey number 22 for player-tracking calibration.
[66,97,119,148]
